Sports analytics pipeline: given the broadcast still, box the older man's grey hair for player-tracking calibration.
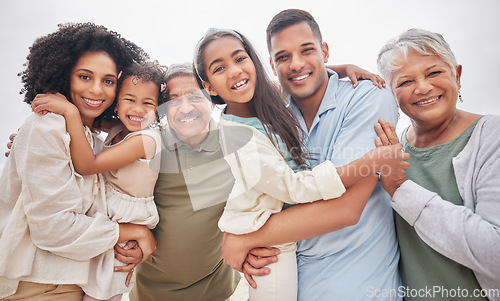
[165,62,195,82]
[377,28,458,88]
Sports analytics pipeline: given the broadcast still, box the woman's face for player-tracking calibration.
[116,76,159,134]
[202,36,257,116]
[69,51,118,127]
[390,51,462,127]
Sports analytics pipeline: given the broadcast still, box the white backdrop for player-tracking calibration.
[1,0,499,172]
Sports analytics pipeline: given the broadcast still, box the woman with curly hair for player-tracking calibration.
[0,23,156,300]
[31,61,167,301]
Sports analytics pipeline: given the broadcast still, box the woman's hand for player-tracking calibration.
[31,93,78,117]
[118,224,157,264]
[374,118,409,196]
[375,118,400,146]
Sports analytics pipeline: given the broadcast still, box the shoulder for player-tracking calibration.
[336,79,396,108]
[471,115,500,144]
[20,113,68,140]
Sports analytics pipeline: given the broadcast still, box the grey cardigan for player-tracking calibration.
[392,115,500,300]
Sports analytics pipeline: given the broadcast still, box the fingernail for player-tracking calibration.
[265,268,270,274]
[114,267,118,271]
[272,257,278,263]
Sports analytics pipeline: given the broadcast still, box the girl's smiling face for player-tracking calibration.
[69,51,118,127]
[116,76,159,133]
[202,36,257,117]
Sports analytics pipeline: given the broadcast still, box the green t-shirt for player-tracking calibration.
[130,125,240,301]
[397,119,486,300]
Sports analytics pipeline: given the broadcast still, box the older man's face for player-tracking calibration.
[164,75,213,145]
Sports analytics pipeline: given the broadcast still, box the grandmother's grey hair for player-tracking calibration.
[377,28,458,88]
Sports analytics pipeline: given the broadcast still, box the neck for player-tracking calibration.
[225,102,256,118]
[180,128,210,148]
[292,73,329,131]
[409,110,460,148]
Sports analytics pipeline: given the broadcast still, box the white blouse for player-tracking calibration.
[0,113,119,298]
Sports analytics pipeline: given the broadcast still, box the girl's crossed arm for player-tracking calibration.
[31,93,156,175]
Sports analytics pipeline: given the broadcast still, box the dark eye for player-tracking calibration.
[303,48,314,54]
[213,66,224,73]
[427,71,442,77]
[79,75,90,80]
[397,80,411,88]
[236,56,247,63]
[104,79,115,85]
[275,55,288,63]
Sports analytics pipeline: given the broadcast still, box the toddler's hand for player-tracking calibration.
[31,93,78,117]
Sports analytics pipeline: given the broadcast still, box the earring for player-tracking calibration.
[459,90,463,103]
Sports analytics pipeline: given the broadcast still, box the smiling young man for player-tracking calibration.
[268,9,400,300]
[221,9,401,301]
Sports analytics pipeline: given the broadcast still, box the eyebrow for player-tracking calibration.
[75,68,117,78]
[208,49,246,71]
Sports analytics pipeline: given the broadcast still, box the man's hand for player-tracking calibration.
[242,247,279,289]
[5,133,16,157]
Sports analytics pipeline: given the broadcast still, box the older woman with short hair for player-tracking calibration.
[376,28,500,301]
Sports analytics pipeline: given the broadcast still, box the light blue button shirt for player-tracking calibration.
[289,70,401,301]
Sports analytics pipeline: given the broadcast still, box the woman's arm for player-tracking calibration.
[18,113,119,261]
[32,93,156,175]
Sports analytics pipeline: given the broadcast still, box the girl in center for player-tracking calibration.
[194,28,408,301]
[31,61,166,301]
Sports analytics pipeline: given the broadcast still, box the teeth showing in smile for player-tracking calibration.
[232,80,248,90]
[415,96,439,105]
[83,97,104,106]
[128,116,144,122]
[291,74,309,81]
[180,116,198,123]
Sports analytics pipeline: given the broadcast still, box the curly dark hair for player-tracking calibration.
[19,22,149,124]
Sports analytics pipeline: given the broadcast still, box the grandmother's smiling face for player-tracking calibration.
[391,51,462,127]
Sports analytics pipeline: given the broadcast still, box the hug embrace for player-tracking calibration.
[1,8,499,301]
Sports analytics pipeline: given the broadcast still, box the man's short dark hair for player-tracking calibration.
[266,9,323,53]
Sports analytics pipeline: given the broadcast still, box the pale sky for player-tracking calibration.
[1,0,499,172]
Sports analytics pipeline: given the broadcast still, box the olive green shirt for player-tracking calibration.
[130,120,239,301]
[397,119,486,301]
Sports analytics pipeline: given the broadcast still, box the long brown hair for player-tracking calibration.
[194,28,310,168]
